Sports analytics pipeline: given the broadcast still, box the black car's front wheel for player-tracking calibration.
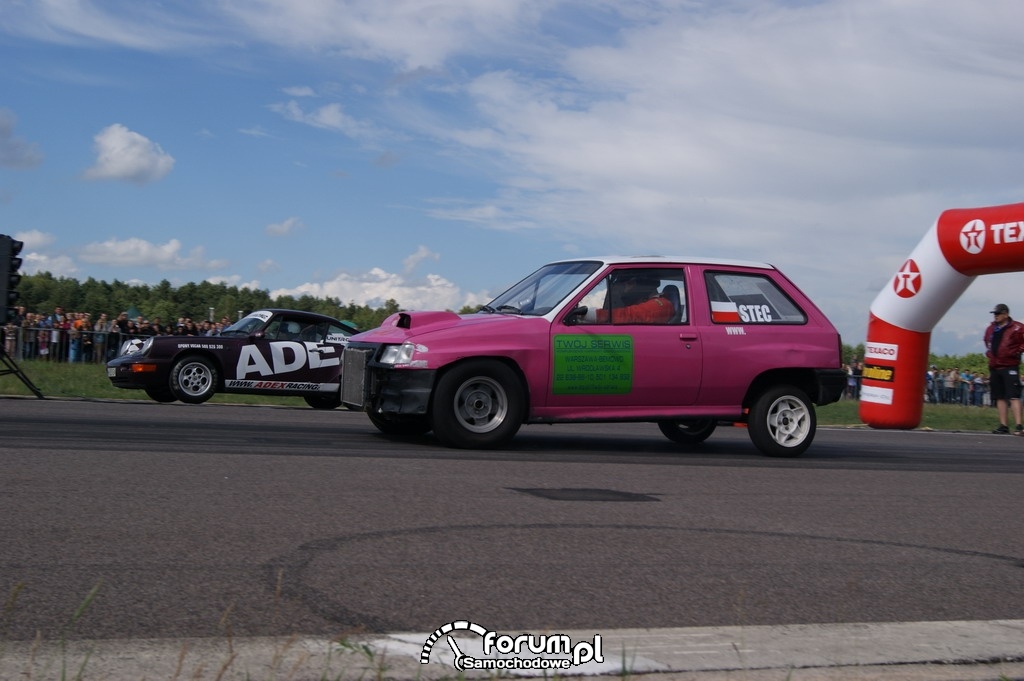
[145,386,178,403]
[169,355,218,404]
[367,411,432,437]
[431,360,524,449]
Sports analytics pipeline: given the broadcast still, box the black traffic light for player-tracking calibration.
[0,234,24,324]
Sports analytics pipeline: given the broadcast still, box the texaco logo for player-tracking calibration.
[960,219,986,254]
[893,258,921,298]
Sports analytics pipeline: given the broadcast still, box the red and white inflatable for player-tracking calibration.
[860,201,1024,429]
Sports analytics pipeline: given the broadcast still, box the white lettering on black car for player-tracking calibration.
[225,379,330,391]
[236,341,340,378]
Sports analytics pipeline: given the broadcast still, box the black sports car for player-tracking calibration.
[106,309,359,408]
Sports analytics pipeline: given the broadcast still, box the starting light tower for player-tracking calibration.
[0,234,23,323]
[0,234,42,398]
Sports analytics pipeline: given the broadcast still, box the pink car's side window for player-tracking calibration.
[704,271,806,325]
[575,268,687,325]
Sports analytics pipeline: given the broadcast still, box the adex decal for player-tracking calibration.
[236,341,339,377]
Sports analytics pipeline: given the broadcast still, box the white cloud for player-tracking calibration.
[283,85,316,97]
[403,245,440,273]
[257,259,279,274]
[265,216,305,237]
[207,275,263,291]
[239,126,272,138]
[271,266,490,311]
[78,238,227,271]
[269,101,380,140]
[20,251,77,277]
[221,0,543,71]
[13,229,55,250]
[83,124,175,184]
[0,0,221,50]
[0,108,44,169]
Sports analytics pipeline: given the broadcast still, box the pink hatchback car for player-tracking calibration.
[341,257,845,456]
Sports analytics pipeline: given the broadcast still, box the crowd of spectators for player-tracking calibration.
[926,365,989,406]
[842,360,991,406]
[2,305,231,363]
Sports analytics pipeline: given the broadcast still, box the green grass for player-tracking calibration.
[1,358,1004,432]
[0,358,308,407]
[817,397,1001,432]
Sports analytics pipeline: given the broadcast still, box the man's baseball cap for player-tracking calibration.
[991,303,1010,314]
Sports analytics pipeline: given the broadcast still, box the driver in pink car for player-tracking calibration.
[597,273,675,324]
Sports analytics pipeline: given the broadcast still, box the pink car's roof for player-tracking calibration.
[554,255,776,269]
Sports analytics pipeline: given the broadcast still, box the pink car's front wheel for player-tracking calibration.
[432,360,524,449]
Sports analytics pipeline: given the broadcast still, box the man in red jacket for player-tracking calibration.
[597,273,675,324]
[984,303,1024,434]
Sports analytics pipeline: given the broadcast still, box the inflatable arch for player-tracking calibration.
[860,201,1024,429]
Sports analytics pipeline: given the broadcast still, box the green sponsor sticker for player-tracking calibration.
[553,334,633,394]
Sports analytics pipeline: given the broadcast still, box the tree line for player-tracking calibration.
[16,272,411,331]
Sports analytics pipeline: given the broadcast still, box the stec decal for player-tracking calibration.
[420,621,604,672]
[738,304,775,323]
[862,363,895,382]
[892,259,921,298]
[236,341,339,378]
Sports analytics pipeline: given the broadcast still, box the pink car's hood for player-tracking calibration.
[350,310,534,344]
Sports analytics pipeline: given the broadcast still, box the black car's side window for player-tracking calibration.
[266,317,304,341]
[263,319,282,339]
[300,322,326,343]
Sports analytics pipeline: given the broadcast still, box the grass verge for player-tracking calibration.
[0,358,1007,432]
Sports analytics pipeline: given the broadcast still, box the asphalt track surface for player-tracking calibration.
[1,396,1024,680]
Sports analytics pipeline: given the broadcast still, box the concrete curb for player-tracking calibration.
[2,620,1023,680]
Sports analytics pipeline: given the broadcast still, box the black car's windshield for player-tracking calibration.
[220,312,271,337]
[483,261,602,316]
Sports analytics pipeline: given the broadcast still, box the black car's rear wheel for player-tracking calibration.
[304,394,342,409]
[169,355,218,404]
[657,418,717,445]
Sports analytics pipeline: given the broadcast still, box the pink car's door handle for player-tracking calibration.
[679,333,698,341]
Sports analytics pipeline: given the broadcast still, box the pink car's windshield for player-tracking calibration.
[482,261,601,316]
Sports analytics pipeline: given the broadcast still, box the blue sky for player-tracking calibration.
[2,0,1024,354]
